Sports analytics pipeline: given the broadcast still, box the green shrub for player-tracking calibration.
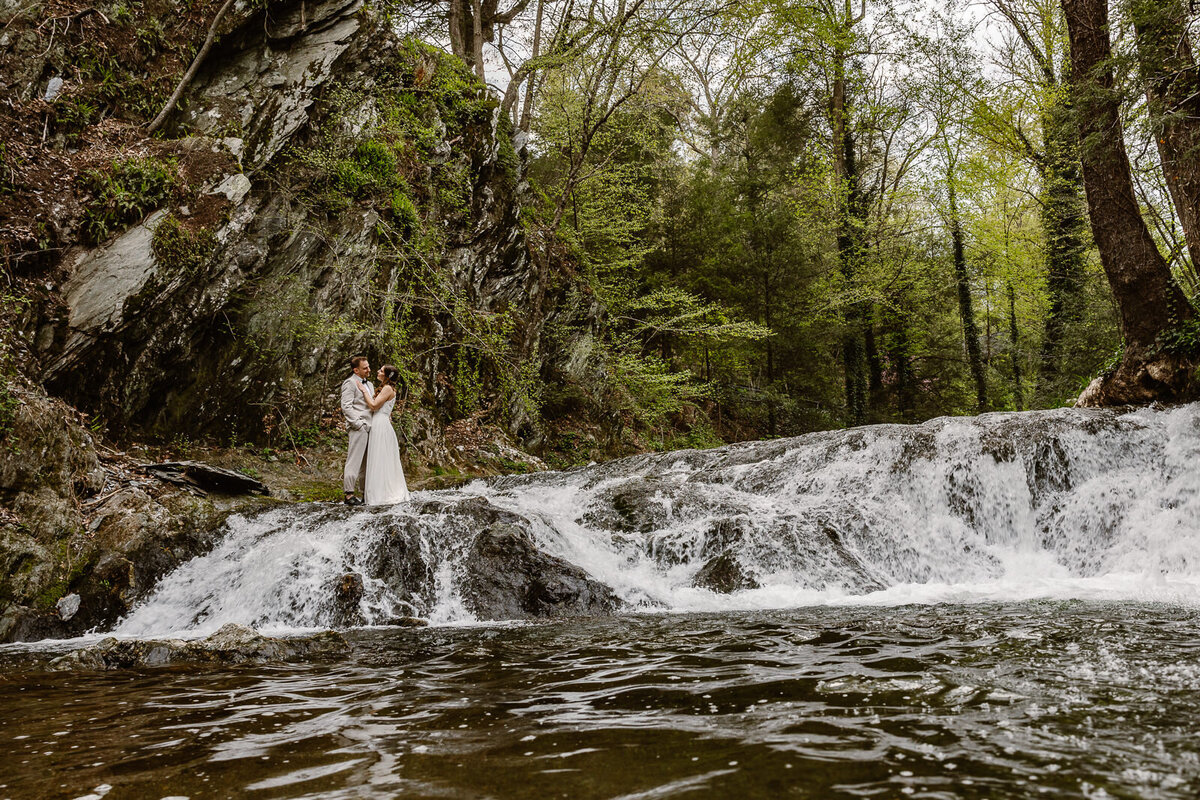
[327,140,398,199]
[452,347,482,417]
[1158,315,1200,357]
[53,97,100,143]
[81,157,178,243]
[390,187,419,235]
[0,292,28,447]
[353,140,397,182]
[151,214,216,272]
[295,137,402,209]
[0,376,18,447]
[495,114,521,190]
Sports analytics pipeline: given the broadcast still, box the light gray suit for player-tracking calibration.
[341,375,374,494]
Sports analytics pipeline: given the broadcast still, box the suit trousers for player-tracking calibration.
[344,427,369,493]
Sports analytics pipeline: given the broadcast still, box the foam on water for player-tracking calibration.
[115,403,1200,636]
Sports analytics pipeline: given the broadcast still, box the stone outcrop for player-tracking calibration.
[48,623,349,670]
[692,552,758,593]
[141,461,270,496]
[0,383,274,642]
[346,496,623,623]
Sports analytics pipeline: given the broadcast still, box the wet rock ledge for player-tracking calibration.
[49,623,349,670]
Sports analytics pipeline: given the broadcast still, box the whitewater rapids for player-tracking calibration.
[115,403,1200,636]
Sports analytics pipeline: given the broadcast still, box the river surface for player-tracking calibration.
[3,603,1199,799]
[6,405,1200,798]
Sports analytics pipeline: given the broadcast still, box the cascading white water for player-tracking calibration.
[115,403,1200,636]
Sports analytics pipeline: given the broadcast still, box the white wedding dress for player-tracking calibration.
[363,396,410,505]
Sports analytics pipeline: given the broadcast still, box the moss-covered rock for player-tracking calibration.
[0,383,276,642]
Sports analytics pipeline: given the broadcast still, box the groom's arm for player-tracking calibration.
[340,380,369,431]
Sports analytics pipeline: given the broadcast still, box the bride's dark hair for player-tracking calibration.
[380,365,402,393]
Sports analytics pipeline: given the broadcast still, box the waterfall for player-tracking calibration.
[115,403,1200,636]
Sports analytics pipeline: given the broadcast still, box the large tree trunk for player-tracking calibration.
[1062,0,1194,406]
[1036,96,1090,397]
[1127,0,1200,275]
[947,171,988,412]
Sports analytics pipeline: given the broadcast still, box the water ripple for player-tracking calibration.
[2,603,1199,799]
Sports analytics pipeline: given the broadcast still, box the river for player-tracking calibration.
[3,404,1200,798]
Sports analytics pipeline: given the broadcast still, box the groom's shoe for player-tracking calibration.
[344,494,363,506]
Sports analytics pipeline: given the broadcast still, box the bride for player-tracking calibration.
[356,364,411,505]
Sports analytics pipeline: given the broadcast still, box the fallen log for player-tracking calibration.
[140,460,269,496]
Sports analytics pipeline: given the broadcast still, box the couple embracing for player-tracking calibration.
[341,356,410,506]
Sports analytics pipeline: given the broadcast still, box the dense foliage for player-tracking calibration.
[417,0,1200,442]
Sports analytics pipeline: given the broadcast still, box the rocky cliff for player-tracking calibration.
[1,0,602,465]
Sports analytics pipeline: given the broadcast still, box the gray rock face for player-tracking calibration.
[43,75,62,102]
[461,523,623,621]
[62,210,165,333]
[31,0,577,459]
[48,623,349,670]
[692,553,758,594]
[180,0,366,171]
[54,593,80,621]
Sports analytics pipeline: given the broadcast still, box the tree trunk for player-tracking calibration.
[764,268,776,437]
[947,172,988,412]
[1036,96,1090,396]
[1127,0,1200,275]
[471,0,487,80]
[1008,281,1025,411]
[1062,0,1195,406]
[892,321,915,418]
[865,314,884,419]
[518,0,546,132]
[833,50,867,426]
[448,0,473,66]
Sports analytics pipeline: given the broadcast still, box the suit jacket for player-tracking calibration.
[340,376,374,431]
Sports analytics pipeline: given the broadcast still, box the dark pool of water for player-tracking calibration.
[2,602,1199,799]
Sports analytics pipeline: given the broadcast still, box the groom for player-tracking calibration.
[340,355,373,506]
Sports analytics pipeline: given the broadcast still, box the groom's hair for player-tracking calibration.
[350,355,368,368]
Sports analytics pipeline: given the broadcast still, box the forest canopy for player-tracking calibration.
[395,0,1197,441]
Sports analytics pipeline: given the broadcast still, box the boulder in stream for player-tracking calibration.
[692,552,759,593]
[462,523,624,620]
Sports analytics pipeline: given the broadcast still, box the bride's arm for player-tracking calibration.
[360,383,395,412]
